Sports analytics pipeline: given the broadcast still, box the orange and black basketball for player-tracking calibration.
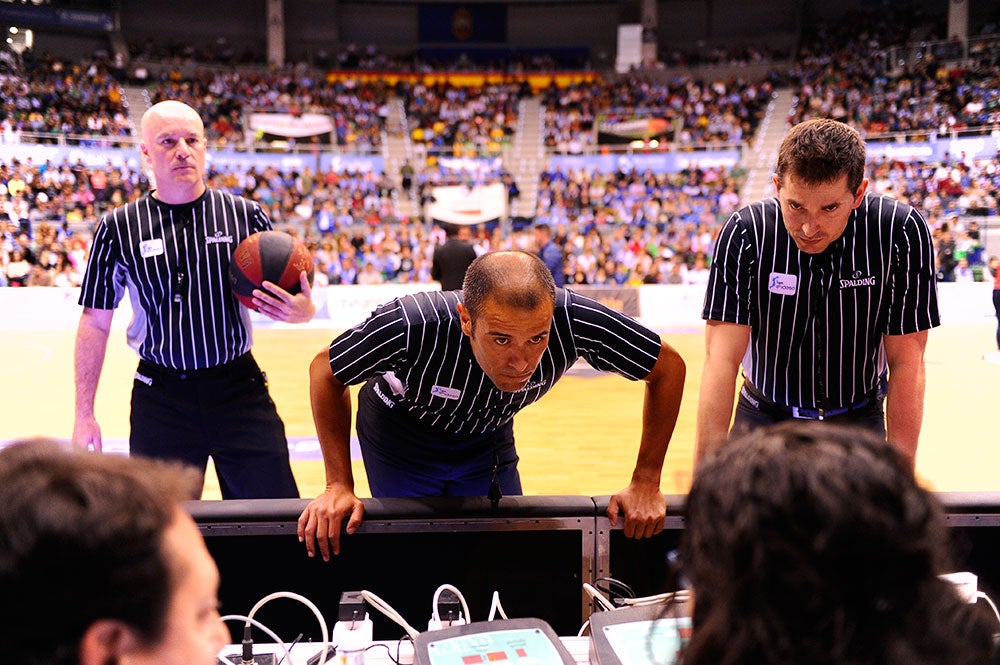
[229,231,314,310]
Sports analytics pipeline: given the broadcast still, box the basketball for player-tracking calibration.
[229,231,314,310]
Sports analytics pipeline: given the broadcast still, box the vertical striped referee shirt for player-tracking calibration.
[79,189,271,370]
[328,288,663,436]
[702,194,940,410]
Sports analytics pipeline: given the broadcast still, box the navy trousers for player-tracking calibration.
[355,380,522,498]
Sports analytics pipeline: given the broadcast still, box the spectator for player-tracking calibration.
[0,439,228,665]
[680,421,997,665]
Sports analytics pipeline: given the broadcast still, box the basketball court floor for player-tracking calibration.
[4,319,998,500]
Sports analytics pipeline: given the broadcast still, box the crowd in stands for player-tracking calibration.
[3,149,998,289]
[0,53,132,146]
[787,8,1000,137]
[400,81,524,157]
[3,4,1000,289]
[541,74,775,154]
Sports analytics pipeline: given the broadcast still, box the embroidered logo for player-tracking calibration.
[767,272,798,296]
[840,270,877,289]
[431,385,462,400]
[205,231,234,245]
[139,239,164,258]
[372,382,396,408]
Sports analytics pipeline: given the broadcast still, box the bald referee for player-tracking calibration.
[298,251,686,559]
[696,118,939,468]
[73,100,315,498]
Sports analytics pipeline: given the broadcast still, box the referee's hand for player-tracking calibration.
[608,481,666,539]
[72,416,103,452]
[297,483,364,561]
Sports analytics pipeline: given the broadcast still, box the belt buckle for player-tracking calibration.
[791,406,824,420]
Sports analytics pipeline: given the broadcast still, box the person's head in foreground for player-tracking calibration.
[680,421,995,665]
[0,439,228,665]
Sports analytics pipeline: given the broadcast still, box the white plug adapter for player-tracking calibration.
[332,614,374,665]
[940,571,979,603]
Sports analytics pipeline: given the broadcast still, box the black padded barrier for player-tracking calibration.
[187,496,597,642]
[188,492,1000,644]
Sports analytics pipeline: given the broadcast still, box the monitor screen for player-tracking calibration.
[589,603,691,665]
[415,619,574,665]
[598,616,691,665]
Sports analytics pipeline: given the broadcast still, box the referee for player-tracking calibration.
[696,118,939,468]
[73,100,315,498]
[297,251,686,559]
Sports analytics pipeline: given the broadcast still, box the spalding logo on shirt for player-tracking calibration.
[839,270,878,289]
[768,272,797,296]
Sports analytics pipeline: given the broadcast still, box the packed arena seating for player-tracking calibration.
[2,5,1000,289]
[541,75,774,154]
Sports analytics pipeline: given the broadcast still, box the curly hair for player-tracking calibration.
[679,421,995,665]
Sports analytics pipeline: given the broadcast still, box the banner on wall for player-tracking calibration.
[418,3,506,43]
[428,182,507,225]
[248,113,334,140]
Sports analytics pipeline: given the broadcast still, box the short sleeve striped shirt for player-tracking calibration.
[328,288,663,435]
[78,189,272,370]
[702,194,939,410]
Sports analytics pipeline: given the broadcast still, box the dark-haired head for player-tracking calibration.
[0,439,209,665]
[775,118,866,193]
[680,421,995,665]
[462,250,556,322]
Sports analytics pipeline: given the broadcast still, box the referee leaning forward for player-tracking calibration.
[696,119,939,470]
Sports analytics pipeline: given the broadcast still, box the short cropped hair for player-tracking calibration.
[775,118,866,193]
[462,251,556,321]
[680,422,995,665]
[0,440,202,665]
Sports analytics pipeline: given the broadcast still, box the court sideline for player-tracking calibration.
[2,322,997,499]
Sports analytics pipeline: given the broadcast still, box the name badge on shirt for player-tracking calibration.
[768,272,797,296]
[431,385,462,400]
[139,239,164,258]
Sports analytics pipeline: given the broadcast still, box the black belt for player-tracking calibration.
[740,382,875,421]
[136,352,259,386]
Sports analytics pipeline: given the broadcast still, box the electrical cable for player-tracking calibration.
[593,577,636,603]
[432,584,471,624]
[487,591,508,621]
[976,591,1000,627]
[582,582,617,611]
[619,590,692,607]
[276,633,303,665]
[246,591,331,665]
[576,619,591,637]
[361,590,420,640]
[219,614,292,665]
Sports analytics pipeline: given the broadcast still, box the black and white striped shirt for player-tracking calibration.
[329,288,663,435]
[702,194,939,409]
[79,189,271,370]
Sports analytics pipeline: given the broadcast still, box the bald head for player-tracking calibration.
[462,251,556,321]
[140,100,207,204]
[141,100,204,143]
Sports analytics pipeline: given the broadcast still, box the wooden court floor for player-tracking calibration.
[3,322,999,499]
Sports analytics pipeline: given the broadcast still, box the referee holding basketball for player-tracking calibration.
[73,100,315,498]
[696,118,939,468]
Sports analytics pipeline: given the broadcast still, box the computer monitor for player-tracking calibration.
[414,618,575,665]
[588,602,691,665]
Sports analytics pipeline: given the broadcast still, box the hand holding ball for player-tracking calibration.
[229,231,314,310]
